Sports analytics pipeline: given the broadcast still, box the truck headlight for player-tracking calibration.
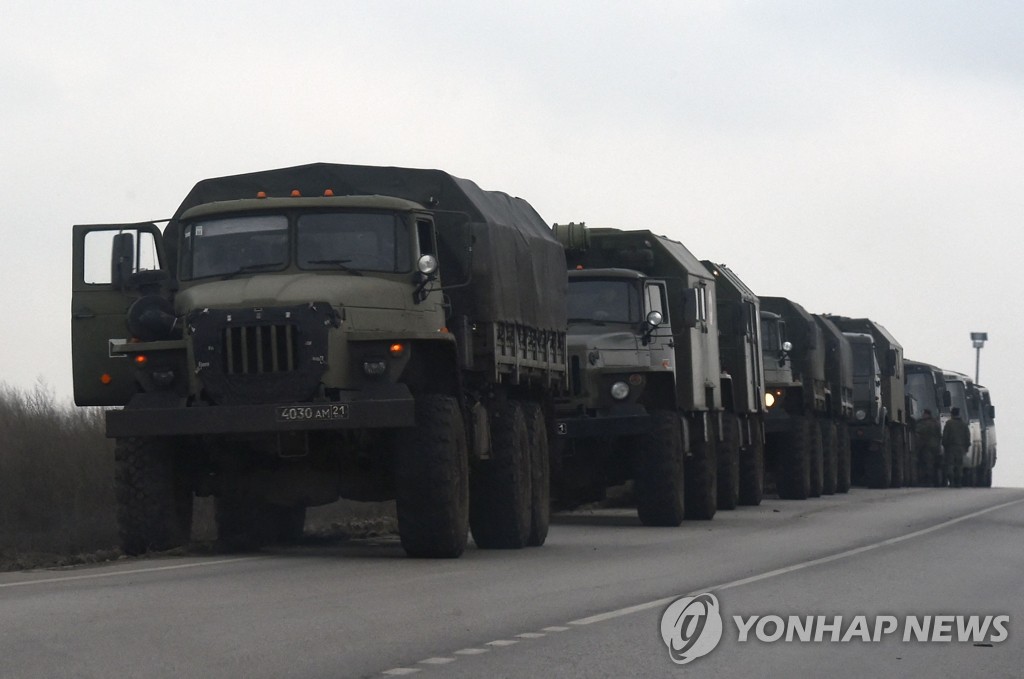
[855,409,867,421]
[610,381,630,400]
[764,392,775,408]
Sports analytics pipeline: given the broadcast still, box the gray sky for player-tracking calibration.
[2,1,1020,486]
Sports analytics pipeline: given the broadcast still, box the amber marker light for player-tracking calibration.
[256,191,267,198]
[389,343,405,356]
[100,373,112,385]
[134,355,148,366]
[324,189,335,196]
[291,189,302,197]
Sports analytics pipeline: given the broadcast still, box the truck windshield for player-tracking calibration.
[945,380,967,413]
[298,212,410,273]
[851,343,876,377]
[182,215,288,279]
[906,372,937,413]
[567,280,641,323]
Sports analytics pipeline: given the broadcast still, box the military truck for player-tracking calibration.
[759,298,849,499]
[813,314,855,493]
[976,385,997,487]
[903,359,950,486]
[828,316,908,489]
[701,262,767,507]
[71,163,567,558]
[549,223,721,523]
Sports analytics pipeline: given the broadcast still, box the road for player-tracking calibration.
[1,487,1022,679]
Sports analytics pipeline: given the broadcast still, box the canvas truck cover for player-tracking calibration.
[168,163,567,330]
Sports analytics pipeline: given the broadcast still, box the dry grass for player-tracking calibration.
[0,381,397,571]
[0,381,117,569]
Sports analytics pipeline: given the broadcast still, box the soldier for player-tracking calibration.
[941,407,971,487]
[915,409,942,487]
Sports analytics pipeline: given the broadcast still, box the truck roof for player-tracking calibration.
[701,261,758,303]
[168,162,567,329]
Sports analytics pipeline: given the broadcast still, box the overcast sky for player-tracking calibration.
[2,1,1020,486]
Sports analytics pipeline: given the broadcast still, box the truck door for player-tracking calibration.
[71,223,166,406]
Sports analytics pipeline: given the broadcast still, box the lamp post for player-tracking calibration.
[970,332,988,384]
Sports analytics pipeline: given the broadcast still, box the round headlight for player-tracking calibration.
[417,254,439,275]
[764,392,776,408]
[610,381,630,400]
[855,409,867,421]
[646,310,664,327]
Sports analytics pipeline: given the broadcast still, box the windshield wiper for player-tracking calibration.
[307,259,364,276]
[221,261,284,280]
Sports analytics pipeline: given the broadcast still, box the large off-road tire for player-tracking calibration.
[808,417,824,498]
[115,436,193,556]
[470,400,532,549]
[891,426,905,487]
[836,423,852,493]
[865,427,892,489]
[684,416,717,520]
[523,402,551,546]
[215,498,306,551]
[635,410,685,526]
[775,416,811,500]
[821,420,838,495]
[395,394,469,558]
[738,417,765,506]
[716,414,741,511]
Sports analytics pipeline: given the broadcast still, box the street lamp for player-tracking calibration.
[970,332,988,384]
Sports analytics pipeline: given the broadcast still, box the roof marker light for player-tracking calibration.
[256,191,267,199]
[291,189,302,197]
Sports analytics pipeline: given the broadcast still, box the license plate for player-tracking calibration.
[275,404,350,422]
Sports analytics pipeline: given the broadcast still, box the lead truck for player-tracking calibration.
[71,163,567,558]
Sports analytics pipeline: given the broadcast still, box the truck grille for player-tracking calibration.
[223,324,299,375]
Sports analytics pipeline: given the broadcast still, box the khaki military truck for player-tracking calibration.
[701,262,767,508]
[549,223,721,523]
[758,298,829,499]
[828,317,908,489]
[71,163,567,558]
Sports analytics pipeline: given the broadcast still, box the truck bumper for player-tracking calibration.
[106,384,416,437]
[554,405,650,439]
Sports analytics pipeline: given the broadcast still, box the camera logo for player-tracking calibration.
[660,592,724,665]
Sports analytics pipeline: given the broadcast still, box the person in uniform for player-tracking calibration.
[941,407,970,487]
[914,409,942,487]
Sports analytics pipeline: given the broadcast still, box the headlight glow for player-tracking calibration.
[610,381,630,400]
[855,409,867,421]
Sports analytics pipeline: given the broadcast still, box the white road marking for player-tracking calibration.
[453,649,488,656]
[542,626,570,632]
[419,658,455,665]
[381,669,420,676]
[569,497,1024,626]
[0,557,260,589]
[516,632,545,639]
[486,639,519,647]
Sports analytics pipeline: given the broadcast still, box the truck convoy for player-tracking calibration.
[904,359,950,485]
[71,163,568,558]
[550,223,721,523]
[71,165,1000,558]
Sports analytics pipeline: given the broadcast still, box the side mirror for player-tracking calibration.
[943,390,952,408]
[779,340,792,367]
[412,254,440,304]
[111,232,135,291]
[641,310,664,345]
[987,405,995,420]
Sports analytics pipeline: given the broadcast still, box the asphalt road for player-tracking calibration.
[2,487,1022,679]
